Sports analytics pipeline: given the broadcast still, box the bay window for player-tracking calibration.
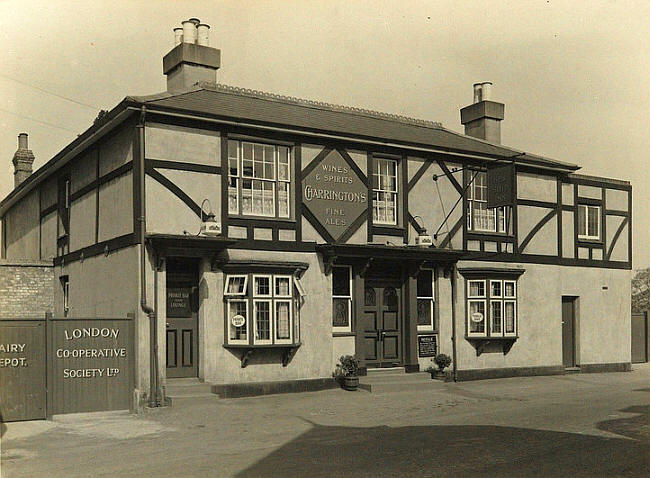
[224,273,298,345]
[467,278,517,338]
[467,171,509,233]
[228,140,291,218]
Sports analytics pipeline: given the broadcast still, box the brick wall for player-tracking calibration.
[0,260,54,318]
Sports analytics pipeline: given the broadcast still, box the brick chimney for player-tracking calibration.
[460,82,505,144]
[12,133,35,188]
[163,18,221,92]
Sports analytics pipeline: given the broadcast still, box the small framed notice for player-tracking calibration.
[418,334,438,358]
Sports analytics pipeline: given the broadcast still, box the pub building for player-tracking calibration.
[0,19,632,408]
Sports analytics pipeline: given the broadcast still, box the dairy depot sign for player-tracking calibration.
[302,149,368,241]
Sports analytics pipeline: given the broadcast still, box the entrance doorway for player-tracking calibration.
[562,297,577,368]
[361,280,403,368]
[166,259,199,378]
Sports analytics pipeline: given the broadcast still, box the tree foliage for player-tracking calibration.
[632,267,650,313]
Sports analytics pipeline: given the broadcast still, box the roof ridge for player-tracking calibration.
[197,81,444,130]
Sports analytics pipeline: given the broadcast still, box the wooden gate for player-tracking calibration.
[631,312,649,364]
[0,319,47,422]
[0,314,135,422]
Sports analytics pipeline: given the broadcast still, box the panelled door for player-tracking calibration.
[362,281,402,368]
[562,297,576,368]
[166,265,199,378]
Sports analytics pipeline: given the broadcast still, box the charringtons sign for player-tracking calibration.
[302,149,368,241]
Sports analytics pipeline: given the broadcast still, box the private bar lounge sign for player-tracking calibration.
[302,149,368,241]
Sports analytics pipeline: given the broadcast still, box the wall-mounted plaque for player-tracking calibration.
[302,149,368,241]
[166,288,191,317]
[418,334,438,358]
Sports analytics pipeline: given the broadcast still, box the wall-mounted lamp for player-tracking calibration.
[412,215,433,247]
[199,199,222,236]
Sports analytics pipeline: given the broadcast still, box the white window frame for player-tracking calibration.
[417,269,435,332]
[467,279,487,337]
[504,300,517,337]
[274,299,293,344]
[253,274,273,297]
[274,275,293,298]
[490,300,503,336]
[223,274,248,296]
[577,204,601,240]
[467,299,487,337]
[332,266,352,333]
[253,299,273,345]
[225,273,300,346]
[467,171,508,233]
[227,299,249,345]
[372,157,398,225]
[467,278,518,338]
[227,139,291,219]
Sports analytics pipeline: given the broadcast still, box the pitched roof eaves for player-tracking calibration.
[0,99,136,215]
[435,124,580,171]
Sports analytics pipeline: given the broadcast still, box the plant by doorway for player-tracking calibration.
[333,355,360,391]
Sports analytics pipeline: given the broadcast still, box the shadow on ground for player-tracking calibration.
[236,409,650,478]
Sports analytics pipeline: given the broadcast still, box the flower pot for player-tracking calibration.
[342,375,359,391]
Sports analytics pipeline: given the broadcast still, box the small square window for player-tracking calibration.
[224,275,248,296]
[254,276,272,296]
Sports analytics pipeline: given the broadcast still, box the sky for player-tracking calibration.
[1,0,648,267]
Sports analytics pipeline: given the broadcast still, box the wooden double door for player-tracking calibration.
[361,280,403,368]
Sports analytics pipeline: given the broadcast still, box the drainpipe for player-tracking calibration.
[450,263,458,382]
[135,106,158,407]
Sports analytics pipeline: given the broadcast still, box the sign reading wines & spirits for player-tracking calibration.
[302,149,368,241]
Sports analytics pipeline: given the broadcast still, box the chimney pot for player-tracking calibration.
[473,83,482,103]
[173,27,183,45]
[197,24,210,46]
[18,132,28,149]
[189,18,201,26]
[481,82,492,101]
[182,20,197,43]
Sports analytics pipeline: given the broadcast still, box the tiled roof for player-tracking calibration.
[129,82,580,171]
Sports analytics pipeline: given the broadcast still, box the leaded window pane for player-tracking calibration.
[255,301,271,340]
[469,300,486,333]
[275,301,290,340]
[505,302,516,333]
[417,299,432,327]
[332,298,349,327]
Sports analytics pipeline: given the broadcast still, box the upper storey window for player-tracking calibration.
[467,171,508,233]
[578,205,600,241]
[228,140,291,219]
[372,158,398,225]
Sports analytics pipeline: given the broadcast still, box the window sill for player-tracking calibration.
[466,231,514,240]
[228,216,295,224]
[465,336,517,356]
[332,332,355,337]
[223,342,301,367]
[577,237,603,246]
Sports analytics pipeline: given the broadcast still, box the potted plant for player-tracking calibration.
[333,355,360,391]
[425,353,452,380]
